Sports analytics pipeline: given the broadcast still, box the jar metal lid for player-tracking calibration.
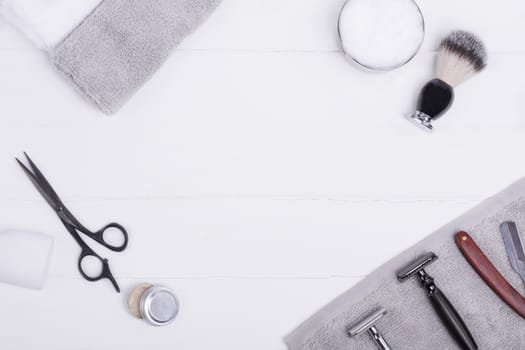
[139,286,179,326]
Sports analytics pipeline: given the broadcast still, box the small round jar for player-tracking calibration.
[338,0,425,71]
[127,283,179,326]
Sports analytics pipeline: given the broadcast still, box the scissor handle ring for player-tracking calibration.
[77,251,107,281]
[93,223,129,252]
[77,250,121,292]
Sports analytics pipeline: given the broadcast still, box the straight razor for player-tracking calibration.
[500,221,525,284]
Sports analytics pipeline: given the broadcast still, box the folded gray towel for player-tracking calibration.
[51,0,221,114]
[285,178,525,350]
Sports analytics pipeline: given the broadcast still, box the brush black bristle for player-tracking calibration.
[440,30,487,72]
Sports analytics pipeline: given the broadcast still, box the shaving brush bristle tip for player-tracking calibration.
[436,30,487,87]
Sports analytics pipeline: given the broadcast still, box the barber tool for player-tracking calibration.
[397,252,478,350]
[16,153,128,292]
[338,0,424,71]
[0,230,53,289]
[455,231,525,318]
[348,308,392,350]
[409,30,487,131]
[500,222,525,285]
[127,283,180,326]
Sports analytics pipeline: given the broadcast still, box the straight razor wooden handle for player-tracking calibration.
[455,231,525,318]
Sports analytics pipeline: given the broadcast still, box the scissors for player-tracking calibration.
[16,153,128,292]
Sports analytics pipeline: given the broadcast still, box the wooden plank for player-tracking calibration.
[0,276,358,350]
[0,199,476,278]
[0,0,524,52]
[0,50,523,200]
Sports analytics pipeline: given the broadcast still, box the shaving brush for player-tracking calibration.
[410,30,487,131]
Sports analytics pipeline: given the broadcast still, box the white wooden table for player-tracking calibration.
[1,1,525,349]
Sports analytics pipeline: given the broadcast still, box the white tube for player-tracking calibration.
[0,230,53,289]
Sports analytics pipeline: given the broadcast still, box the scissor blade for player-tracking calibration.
[23,152,63,203]
[16,156,61,212]
[500,221,525,282]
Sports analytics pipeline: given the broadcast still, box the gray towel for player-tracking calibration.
[285,178,525,350]
[51,0,221,114]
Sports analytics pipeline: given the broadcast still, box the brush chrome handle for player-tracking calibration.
[455,231,525,318]
[368,326,392,350]
[428,286,478,350]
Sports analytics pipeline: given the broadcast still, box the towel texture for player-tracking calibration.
[51,0,222,114]
[285,178,525,350]
[1,0,102,49]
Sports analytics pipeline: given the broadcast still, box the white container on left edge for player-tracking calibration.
[0,230,53,289]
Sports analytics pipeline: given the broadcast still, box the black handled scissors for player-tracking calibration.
[16,153,128,292]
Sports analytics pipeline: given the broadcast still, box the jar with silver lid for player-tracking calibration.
[127,283,180,326]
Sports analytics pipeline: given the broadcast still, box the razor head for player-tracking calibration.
[397,252,438,281]
[500,222,525,278]
[348,308,387,337]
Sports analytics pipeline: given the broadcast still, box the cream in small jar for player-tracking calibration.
[127,283,180,326]
[338,0,425,71]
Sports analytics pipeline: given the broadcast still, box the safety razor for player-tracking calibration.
[348,308,392,350]
[397,252,478,350]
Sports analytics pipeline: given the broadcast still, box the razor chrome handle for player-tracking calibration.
[397,252,477,350]
[429,286,478,350]
[368,326,392,350]
[348,308,392,350]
